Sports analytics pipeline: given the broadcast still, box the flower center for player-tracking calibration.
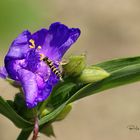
[28,39,63,81]
[29,39,42,50]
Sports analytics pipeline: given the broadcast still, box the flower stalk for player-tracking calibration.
[32,116,39,140]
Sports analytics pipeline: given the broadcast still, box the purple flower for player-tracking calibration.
[0,22,80,108]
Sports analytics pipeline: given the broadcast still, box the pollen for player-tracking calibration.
[40,53,45,60]
[29,39,35,48]
[29,45,35,48]
[37,46,42,50]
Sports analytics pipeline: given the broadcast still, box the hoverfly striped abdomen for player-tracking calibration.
[43,57,63,81]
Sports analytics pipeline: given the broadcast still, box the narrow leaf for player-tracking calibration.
[40,124,55,137]
[17,129,32,140]
[39,103,66,126]
[0,96,33,129]
[69,63,140,102]
[95,56,140,72]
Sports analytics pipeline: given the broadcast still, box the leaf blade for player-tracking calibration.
[95,56,140,72]
[0,96,33,129]
[69,63,140,103]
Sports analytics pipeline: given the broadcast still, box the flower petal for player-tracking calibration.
[0,67,8,79]
[26,49,41,72]
[17,69,38,108]
[40,22,81,61]
[5,59,26,80]
[5,30,31,59]
[36,61,51,80]
[36,72,59,102]
[36,81,52,102]
[49,22,70,47]
[59,27,81,56]
[29,22,80,62]
[31,28,48,47]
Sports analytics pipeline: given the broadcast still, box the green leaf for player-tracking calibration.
[0,96,33,129]
[95,56,140,72]
[17,129,32,140]
[40,123,55,137]
[39,103,66,126]
[51,82,77,107]
[55,104,72,121]
[14,93,34,120]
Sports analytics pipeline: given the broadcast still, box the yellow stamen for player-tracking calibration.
[29,39,35,48]
[37,46,42,50]
[29,45,35,48]
[29,39,35,45]
[40,53,45,60]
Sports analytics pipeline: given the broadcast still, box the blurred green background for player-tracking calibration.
[1,0,140,140]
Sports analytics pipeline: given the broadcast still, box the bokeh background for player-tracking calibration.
[1,0,140,140]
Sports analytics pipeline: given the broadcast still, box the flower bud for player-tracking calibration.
[55,104,72,121]
[40,107,53,118]
[63,55,86,76]
[78,66,110,83]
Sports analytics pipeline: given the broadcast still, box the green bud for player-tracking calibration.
[55,104,72,121]
[40,107,53,118]
[63,54,86,76]
[78,66,110,83]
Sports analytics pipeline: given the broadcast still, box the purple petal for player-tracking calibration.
[39,22,81,62]
[36,81,52,102]
[5,30,31,59]
[31,28,48,47]
[26,49,41,72]
[4,30,31,80]
[48,72,59,85]
[49,22,70,47]
[0,67,8,79]
[5,59,26,80]
[59,27,81,56]
[35,61,51,80]
[17,69,38,108]
[36,73,59,102]
[29,22,80,62]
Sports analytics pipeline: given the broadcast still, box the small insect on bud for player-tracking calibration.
[78,66,110,83]
[63,54,86,77]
